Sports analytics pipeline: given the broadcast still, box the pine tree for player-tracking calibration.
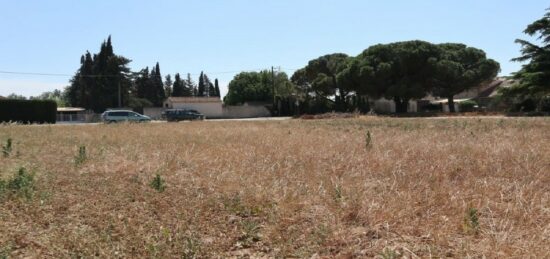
[197,71,205,97]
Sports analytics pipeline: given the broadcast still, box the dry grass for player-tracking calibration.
[0,117,549,258]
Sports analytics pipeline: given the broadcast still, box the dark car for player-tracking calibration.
[163,109,205,121]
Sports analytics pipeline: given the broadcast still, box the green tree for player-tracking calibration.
[183,73,195,96]
[224,70,293,105]
[164,74,173,97]
[172,73,184,97]
[214,78,221,97]
[150,62,165,106]
[135,67,151,100]
[65,36,131,112]
[432,43,500,112]
[302,54,350,96]
[197,71,205,97]
[352,41,440,113]
[507,9,550,103]
[224,71,270,105]
[6,93,27,100]
[31,89,67,107]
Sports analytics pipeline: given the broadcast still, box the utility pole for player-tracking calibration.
[271,66,276,115]
[118,80,122,108]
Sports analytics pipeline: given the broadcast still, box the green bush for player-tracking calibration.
[458,100,478,112]
[0,99,57,124]
[539,96,550,112]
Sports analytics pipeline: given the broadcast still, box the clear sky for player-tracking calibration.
[0,0,548,98]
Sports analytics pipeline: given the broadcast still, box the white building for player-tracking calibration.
[163,97,223,118]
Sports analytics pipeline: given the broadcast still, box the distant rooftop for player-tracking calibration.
[57,107,86,112]
[165,97,222,103]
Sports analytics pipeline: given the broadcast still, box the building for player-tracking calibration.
[163,97,223,118]
[371,98,418,113]
[56,107,89,122]
[423,77,516,112]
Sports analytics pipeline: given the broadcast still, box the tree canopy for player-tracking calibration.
[65,36,132,112]
[508,10,550,99]
[340,41,441,113]
[432,43,500,112]
[224,70,292,105]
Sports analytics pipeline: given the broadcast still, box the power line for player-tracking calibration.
[0,67,301,79]
[0,70,72,77]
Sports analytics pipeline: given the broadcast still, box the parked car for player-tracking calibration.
[163,109,205,121]
[101,110,151,123]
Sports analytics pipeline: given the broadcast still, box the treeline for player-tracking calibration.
[292,42,500,113]
[224,42,500,114]
[64,36,221,112]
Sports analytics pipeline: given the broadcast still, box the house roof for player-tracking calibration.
[165,97,222,103]
[57,107,86,112]
[432,98,471,104]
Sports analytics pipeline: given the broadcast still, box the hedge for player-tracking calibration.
[0,99,57,124]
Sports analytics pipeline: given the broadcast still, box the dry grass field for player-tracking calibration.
[0,117,549,258]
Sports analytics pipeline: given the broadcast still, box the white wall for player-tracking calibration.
[442,103,460,113]
[143,107,164,119]
[222,105,271,118]
[372,98,418,113]
[171,103,223,118]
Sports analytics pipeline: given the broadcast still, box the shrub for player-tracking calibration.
[458,100,478,112]
[513,98,537,112]
[0,99,57,124]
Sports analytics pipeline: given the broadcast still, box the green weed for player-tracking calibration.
[239,220,260,247]
[150,174,166,192]
[365,130,372,149]
[463,207,480,235]
[74,145,87,165]
[2,138,12,158]
[0,167,35,200]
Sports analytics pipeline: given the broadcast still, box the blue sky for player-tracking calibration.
[0,0,548,97]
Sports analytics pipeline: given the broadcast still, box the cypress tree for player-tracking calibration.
[203,73,213,97]
[164,74,173,97]
[214,78,221,97]
[184,73,195,97]
[197,71,205,97]
[172,73,184,97]
[66,36,130,112]
[153,62,165,106]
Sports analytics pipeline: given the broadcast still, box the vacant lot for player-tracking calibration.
[0,117,549,258]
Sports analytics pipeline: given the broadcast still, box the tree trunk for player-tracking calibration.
[448,96,456,113]
[394,97,408,113]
